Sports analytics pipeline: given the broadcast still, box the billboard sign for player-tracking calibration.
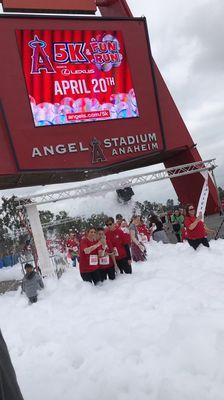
[16,29,139,127]
[0,16,166,179]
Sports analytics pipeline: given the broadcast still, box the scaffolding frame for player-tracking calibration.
[18,158,216,207]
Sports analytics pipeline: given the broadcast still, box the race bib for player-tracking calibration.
[89,255,98,266]
[99,256,110,265]
[113,247,119,257]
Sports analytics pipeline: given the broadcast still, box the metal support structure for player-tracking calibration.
[41,217,81,229]
[16,159,217,276]
[19,159,216,207]
[210,169,224,215]
[26,204,55,276]
[4,217,79,238]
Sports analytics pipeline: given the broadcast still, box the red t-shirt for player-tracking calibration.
[105,228,129,260]
[184,216,206,240]
[120,228,131,244]
[98,239,114,269]
[138,224,150,241]
[79,238,100,273]
[66,238,79,250]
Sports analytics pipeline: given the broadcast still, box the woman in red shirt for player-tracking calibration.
[184,205,213,250]
[96,227,117,281]
[79,227,102,285]
[66,232,79,267]
[105,217,132,274]
[137,217,151,242]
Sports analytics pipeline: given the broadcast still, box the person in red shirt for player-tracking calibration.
[79,227,102,284]
[115,214,123,228]
[105,217,132,274]
[66,232,79,267]
[120,219,129,231]
[137,217,151,242]
[96,227,117,281]
[184,204,214,250]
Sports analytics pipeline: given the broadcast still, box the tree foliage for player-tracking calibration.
[218,187,224,200]
[132,200,166,218]
[0,196,31,257]
[39,210,54,225]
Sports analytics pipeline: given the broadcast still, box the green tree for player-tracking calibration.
[132,201,154,218]
[87,213,108,228]
[39,210,54,225]
[48,213,109,238]
[55,211,69,221]
[0,196,32,257]
[218,186,224,200]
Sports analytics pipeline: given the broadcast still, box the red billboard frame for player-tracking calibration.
[0,15,166,179]
[2,0,96,14]
[0,2,219,215]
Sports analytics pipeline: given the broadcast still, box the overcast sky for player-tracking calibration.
[129,0,224,181]
[0,0,223,214]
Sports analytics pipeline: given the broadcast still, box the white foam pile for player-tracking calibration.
[0,263,23,282]
[1,239,224,400]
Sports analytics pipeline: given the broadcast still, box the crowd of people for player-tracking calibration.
[65,215,147,285]
[62,206,215,286]
[20,205,216,301]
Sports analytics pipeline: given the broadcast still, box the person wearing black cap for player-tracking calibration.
[21,263,44,303]
[0,329,24,400]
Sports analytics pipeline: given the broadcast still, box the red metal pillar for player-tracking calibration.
[98,0,219,214]
[153,64,219,214]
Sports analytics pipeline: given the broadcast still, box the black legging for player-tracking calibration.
[175,233,182,243]
[99,267,116,281]
[116,258,132,274]
[80,269,101,285]
[188,237,209,250]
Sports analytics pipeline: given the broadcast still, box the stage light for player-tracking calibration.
[116,187,134,203]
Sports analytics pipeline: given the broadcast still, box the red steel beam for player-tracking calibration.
[2,0,96,14]
[0,0,219,213]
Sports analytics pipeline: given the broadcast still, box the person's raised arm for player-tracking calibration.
[83,241,101,254]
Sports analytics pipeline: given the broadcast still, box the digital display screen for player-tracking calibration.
[16,30,139,127]
[0,16,165,174]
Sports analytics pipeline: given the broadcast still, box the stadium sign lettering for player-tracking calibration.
[32,133,158,160]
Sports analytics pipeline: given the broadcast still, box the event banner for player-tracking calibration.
[16,30,139,127]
